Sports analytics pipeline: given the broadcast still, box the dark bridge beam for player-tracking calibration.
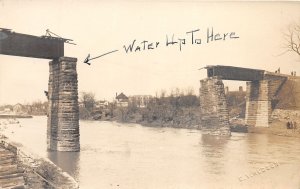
[205,65,265,81]
[0,29,64,59]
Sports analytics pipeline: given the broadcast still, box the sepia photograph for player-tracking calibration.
[0,0,300,188]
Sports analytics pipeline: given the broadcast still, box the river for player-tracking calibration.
[0,116,300,188]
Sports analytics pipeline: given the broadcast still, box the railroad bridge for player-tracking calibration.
[0,29,79,151]
[200,65,289,136]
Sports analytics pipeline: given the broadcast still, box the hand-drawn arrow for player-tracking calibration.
[198,67,206,70]
[83,49,119,65]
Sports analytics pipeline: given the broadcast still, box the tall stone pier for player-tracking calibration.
[245,80,272,127]
[47,57,80,151]
[199,77,231,136]
[245,73,287,127]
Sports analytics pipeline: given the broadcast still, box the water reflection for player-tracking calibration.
[47,151,80,182]
[201,135,229,175]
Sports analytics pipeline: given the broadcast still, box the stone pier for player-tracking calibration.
[245,73,287,127]
[199,77,231,136]
[245,80,272,127]
[47,57,80,151]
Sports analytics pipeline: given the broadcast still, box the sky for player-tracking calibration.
[0,0,300,105]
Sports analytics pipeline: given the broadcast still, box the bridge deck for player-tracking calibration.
[205,65,265,81]
[0,29,64,59]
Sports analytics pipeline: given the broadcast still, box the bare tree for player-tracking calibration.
[80,92,96,112]
[283,24,300,56]
[160,89,167,98]
[184,87,195,96]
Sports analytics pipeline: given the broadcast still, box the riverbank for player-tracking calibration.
[248,121,300,138]
[0,134,78,189]
[91,106,203,130]
[0,114,32,119]
[97,117,202,130]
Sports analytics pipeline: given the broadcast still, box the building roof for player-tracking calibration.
[14,103,23,107]
[98,101,107,103]
[116,93,128,100]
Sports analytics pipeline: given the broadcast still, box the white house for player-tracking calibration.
[129,95,152,108]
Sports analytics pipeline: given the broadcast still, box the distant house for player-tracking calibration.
[13,103,24,114]
[129,95,152,108]
[3,108,12,113]
[1,105,13,113]
[1,108,12,113]
[95,100,109,109]
[116,93,129,107]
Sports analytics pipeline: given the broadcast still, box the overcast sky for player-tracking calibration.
[0,0,300,105]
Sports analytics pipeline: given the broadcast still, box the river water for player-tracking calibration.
[1,116,300,189]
